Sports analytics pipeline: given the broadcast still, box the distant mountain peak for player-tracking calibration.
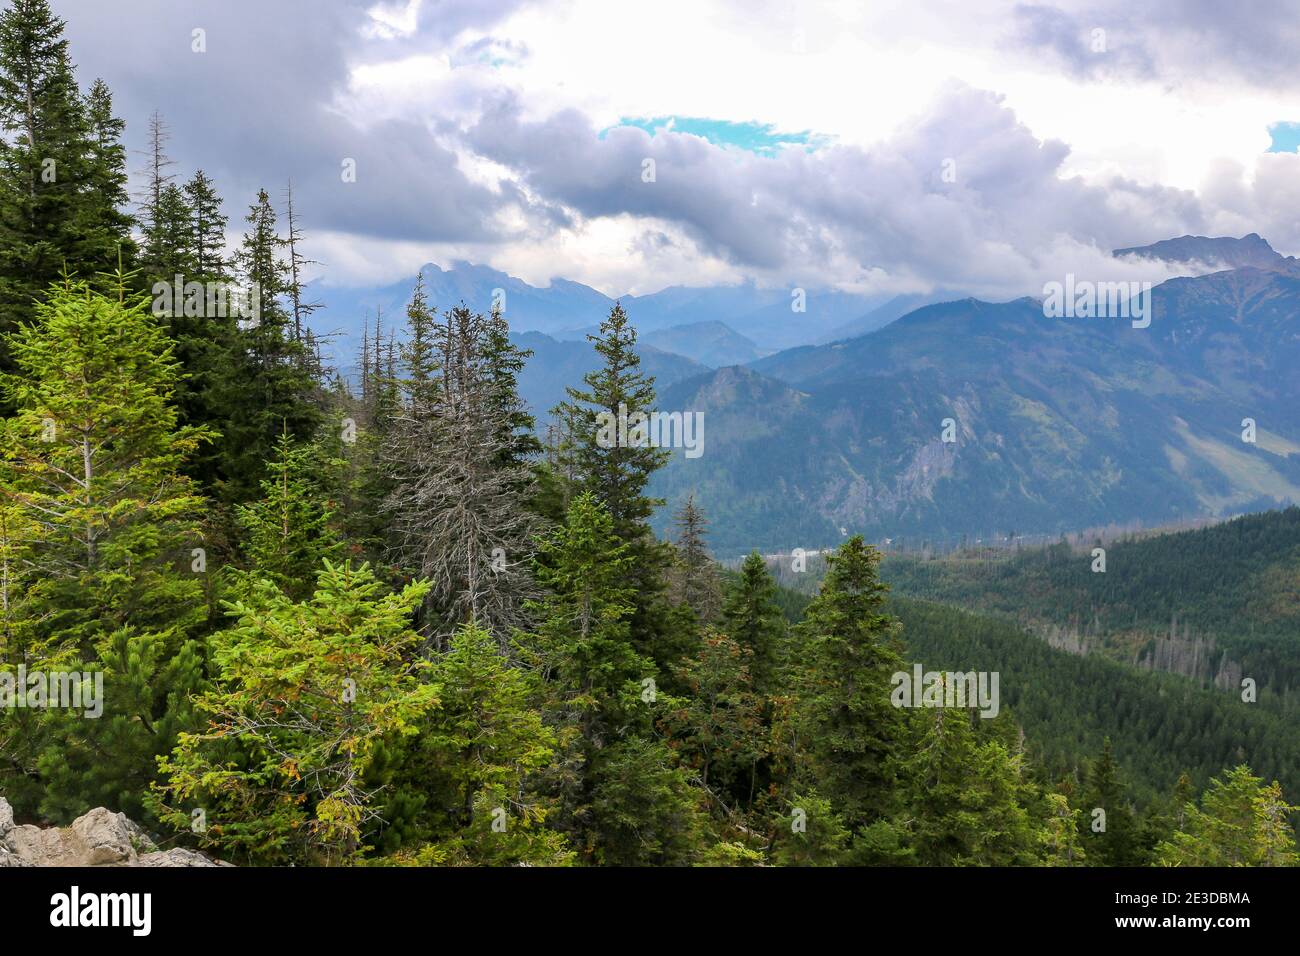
[1113,234,1296,273]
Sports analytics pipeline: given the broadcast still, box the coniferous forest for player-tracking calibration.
[0,0,1297,897]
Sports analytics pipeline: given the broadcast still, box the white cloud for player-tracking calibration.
[59,0,1300,291]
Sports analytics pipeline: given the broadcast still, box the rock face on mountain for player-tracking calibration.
[0,798,227,867]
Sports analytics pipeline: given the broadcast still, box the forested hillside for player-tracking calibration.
[651,266,1300,551]
[882,508,1300,699]
[0,0,1294,870]
[890,597,1300,806]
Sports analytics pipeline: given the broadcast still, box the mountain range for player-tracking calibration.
[649,235,1300,552]
[308,261,900,363]
[311,235,1300,556]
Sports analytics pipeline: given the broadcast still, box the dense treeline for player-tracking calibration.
[882,508,1300,700]
[0,0,1294,867]
[890,597,1300,807]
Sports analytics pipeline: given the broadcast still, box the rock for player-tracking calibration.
[7,823,72,865]
[0,850,29,867]
[69,806,157,865]
[0,796,14,840]
[137,848,226,867]
[0,796,227,867]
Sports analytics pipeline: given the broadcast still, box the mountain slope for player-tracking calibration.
[513,331,706,421]
[815,289,968,344]
[653,266,1300,552]
[641,320,767,366]
[881,507,1300,698]
[1114,233,1300,274]
[890,596,1300,803]
[311,264,888,358]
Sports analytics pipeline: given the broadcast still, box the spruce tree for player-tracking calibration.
[660,629,765,805]
[0,276,211,822]
[77,78,135,274]
[220,188,320,502]
[231,431,344,600]
[155,561,438,865]
[722,551,784,695]
[164,169,242,494]
[136,112,180,280]
[668,493,723,623]
[1079,738,1143,866]
[522,491,680,859]
[384,302,540,646]
[183,170,227,280]
[524,491,648,745]
[1155,765,1298,866]
[0,276,210,658]
[0,0,132,360]
[386,622,572,865]
[283,179,319,343]
[793,535,907,826]
[553,302,676,668]
[899,703,1042,865]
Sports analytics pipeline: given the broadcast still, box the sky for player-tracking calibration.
[53,0,1300,299]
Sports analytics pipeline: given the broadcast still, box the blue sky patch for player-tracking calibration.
[1267,122,1300,153]
[603,116,823,154]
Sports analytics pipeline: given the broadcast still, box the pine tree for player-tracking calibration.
[36,628,208,824]
[1155,765,1298,866]
[231,431,344,600]
[553,302,677,669]
[155,561,438,865]
[0,0,132,360]
[794,535,907,826]
[0,276,211,822]
[668,494,722,623]
[722,551,784,694]
[1079,738,1143,866]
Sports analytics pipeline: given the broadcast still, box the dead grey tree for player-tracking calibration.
[383,296,541,651]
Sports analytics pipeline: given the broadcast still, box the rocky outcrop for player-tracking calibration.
[0,797,229,867]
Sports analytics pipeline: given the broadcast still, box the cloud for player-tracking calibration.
[53,0,531,248]
[466,82,1208,298]
[1009,1,1300,90]
[44,0,1300,295]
